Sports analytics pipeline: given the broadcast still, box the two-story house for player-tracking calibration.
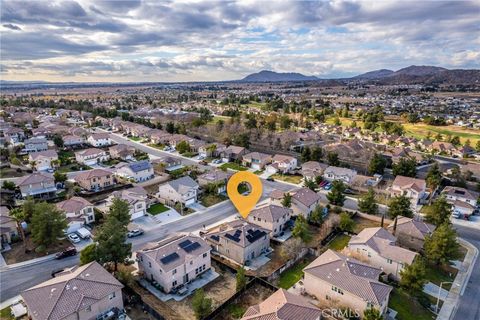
[197,170,232,194]
[442,186,478,218]
[116,160,154,183]
[106,187,148,220]
[28,150,58,171]
[304,249,392,316]
[347,227,418,280]
[109,144,136,160]
[17,172,57,199]
[390,175,427,209]
[56,196,95,234]
[301,161,329,181]
[198,143,227,158]
[137,234,211,293]
[291,188,322,218]
[87,133,112,147]
[242,152,272,170]
[0,207,18,250]
[75,148,109,166]
[386,216,436,252]
[204,220,270,265]
[323,166,357,185]
[152,156,183,172]
[23,137,48,153]
[63,134,86,148]
[22,262,124,320]
[220,145,248,163]
[157,176,199,207]
[266,154,298,174]
[74,168,115,191]
[247,204,292,237]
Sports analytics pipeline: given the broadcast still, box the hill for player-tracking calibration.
[241,70,318,82]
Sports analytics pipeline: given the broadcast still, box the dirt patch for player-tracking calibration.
[2,236,71,265]
[125,305,156,320]
[353,216,381,234]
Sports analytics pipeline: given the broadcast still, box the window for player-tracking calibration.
[326,295,331,301]
[172,280,177,287]
[109,292,116,300]
[331,286,344,295]
[173,269,177,275]
[86,306,91,312]
[202,264,206,271]
[203,253,207,258]
[140,256,143,262]
[148,262,151,268]
[190,261,193,265]
[387,259,393,264]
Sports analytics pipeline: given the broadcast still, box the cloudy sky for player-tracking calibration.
[1,0,479,82]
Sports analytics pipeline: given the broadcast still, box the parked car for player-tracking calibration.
[68,233,81,243]
[55,247,77,260]
[127,229,144,238]
[212,159,222,164]
[266,177,274,181]
[199,160,208,165]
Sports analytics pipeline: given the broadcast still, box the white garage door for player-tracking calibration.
[185,198,195,206]
[131,210,145,220]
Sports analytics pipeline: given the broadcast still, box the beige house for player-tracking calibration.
[247,204,292,237]
[0,206,18,250]
[199,143,226,158]
[56,197,95,234]
[87,133,112,147]
[204,220,270,265]
[241,288,322,320]
[347,227,418,280]
[17,172,57,199]
[304,249,392,317]
[389,175,427,208]
[75,148,109,166]
[74,168,115,191]
[267,154,298,174]
[442,186,478,217]
[28,150,58,171]
[242,152,272,170]
[301,161,329,181]
[323,166,357,185]
[197,169,232,194]
[106,186,148,220]
[291,188,321,217]
[115,160,154,183]
[63,135,85,147]
[386,216,436,252]
[157,176,199,206]
[137,234,211,293]
[22,261,124,320]
[109,144,136,160]
[220,145,248,162]
[24,137,48,153]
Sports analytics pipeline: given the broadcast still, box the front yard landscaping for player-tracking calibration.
[220,162,248,171]
[129,136,142,141]
[147,203,170,215]
[327,234,351,251]
[389,288,435,320]
[425,263,457,290]
[277,259,311,289]
[57,163,91,173]
[0,306,14,320]
[270,173,303,184]
[200,193,228,207]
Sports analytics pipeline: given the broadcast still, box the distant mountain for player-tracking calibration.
[393,65,447,77]
[352,69,394,79]
[241,70,318,82]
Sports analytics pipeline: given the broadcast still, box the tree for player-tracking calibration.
[388,195,413,219]
[279,238,303,260]
[426,162,442,190]
[476,140,480,152]
[358,188,378,215]
[281,193,292,208]
[53,134,64,148]
[53,171,67,184]
[165,121,175,134]
[424,223,459,265]
[301,147,311,162]
[30,202,68,249]
[308,205,324,225]
[399,258,427,293]
[326,152,340,166]
[363,308,382,320]
[339,212,354,232]
[80,243,98,265]
[304,179,317,191]
[9,207,27,251]
[311,147,323,162]
[368,153,387,175]
[236,266,247,291]
[292,216,312,243]
[108,198,131,227]
[424,196,451,226]
[192,288,212,320]
[233,133,250,148]
[392,157,417,177]
[95,218,131,271]
[326,180,346,206]
[2,180,16,190]
[176,140,190,154]
[450,136,461,146]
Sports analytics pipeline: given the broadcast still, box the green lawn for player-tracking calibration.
[129,136,142,141]
[270,173,303,184]
[424,264,456,290]
[181,151,198,158]
[253,170,264,175]
[278,260,311,289]
[220,162,248,171]
[327,234,351,251]
[200,194,227,207]
[0,306,13,320]
[147,203,170,215]
[57,163,91,173]
[147,143,165,150]
[389,288,435,320]
[102,159,120,166]
[228,304,247,319]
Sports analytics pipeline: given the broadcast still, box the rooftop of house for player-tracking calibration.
[76,147,105,157]
[28,149,58,160]
[74,168,112,181]
[89,133,110,140]
[197,169,232,183]
[17,172,54,186]
[324,165,357,177]
[124,160,152,173]
[292,188,321,207]
[206,220,269,248]
[249,204,292,223]
[243,152,272,161]
[272,154,296,163]
[386,216,436,240]
[442,186,479,201]
[166,176,199,194]
[110,186,147,205]
[391,175,426,192]
[56,196,93,213]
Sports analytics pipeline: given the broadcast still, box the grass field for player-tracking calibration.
[129,136,142,142]
[147,203,170,215]
[389,288,435,320]
[278,260,311,289]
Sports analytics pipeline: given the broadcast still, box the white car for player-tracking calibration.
[68,233,81,243]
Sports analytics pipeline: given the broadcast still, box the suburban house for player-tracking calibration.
[428,141,456,155]
[56,196,95,234]
[291,188,322,217]
[453,145,477,158]
[75,148,109,166]
[106,186,148,220]
[389,175,427,208]
[23,137,48,153]
[347,227,418,280]
[386,216,436,251]
[150,130,172,145]
[116,160,154,182]
[74,168,115,191]
[197,169,232,194]
[204,220,270,265]
[157,176,199,207]
[461,162,480,180]
[303,249,392,316]
[241,288,322,320]
[4,127,25,144]
[28,150,58,171]
[137,234,211,293]
[152,156,182,172]
[242,152,272,170]
[109,144,136,160]
[220,145,248,162]
[266,154,298,174]
[17,172,57,199]
[247,204,292,237]
[21,262,124,320]
[198,143,227,158]
[441,186,478,218]
[87,133,112,147]
[323,166,357,185]
[0,206,18,250]
[301,161,329,181]
[63,134,86,147]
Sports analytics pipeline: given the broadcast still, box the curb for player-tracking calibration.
[0,253,57,271]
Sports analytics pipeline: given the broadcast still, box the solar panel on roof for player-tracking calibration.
[184,241,201,253]
[179,239,193,249]
[225,233,240,242]
[210,235,220,241]
[160,252,179,264]
[246,230,267,243]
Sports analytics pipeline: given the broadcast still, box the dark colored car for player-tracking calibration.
[55,246,77,260]
[266,177,274,181]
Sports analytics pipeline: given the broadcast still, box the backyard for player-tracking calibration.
[220,162,248,171]
[326,234,351,251]
[147,203,170,215]
[270,173,303,184]
[277,258,312,289]
[389,288,436,320]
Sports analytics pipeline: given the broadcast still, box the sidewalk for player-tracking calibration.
[0,253,57,271]
[437,237,479,320]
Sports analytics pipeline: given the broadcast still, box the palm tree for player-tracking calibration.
[29,160,37,171]
[9,208,27,252]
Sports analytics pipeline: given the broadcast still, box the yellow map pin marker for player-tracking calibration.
[227,171,263,218]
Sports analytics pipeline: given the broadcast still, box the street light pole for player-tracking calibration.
[435,281,452,314]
